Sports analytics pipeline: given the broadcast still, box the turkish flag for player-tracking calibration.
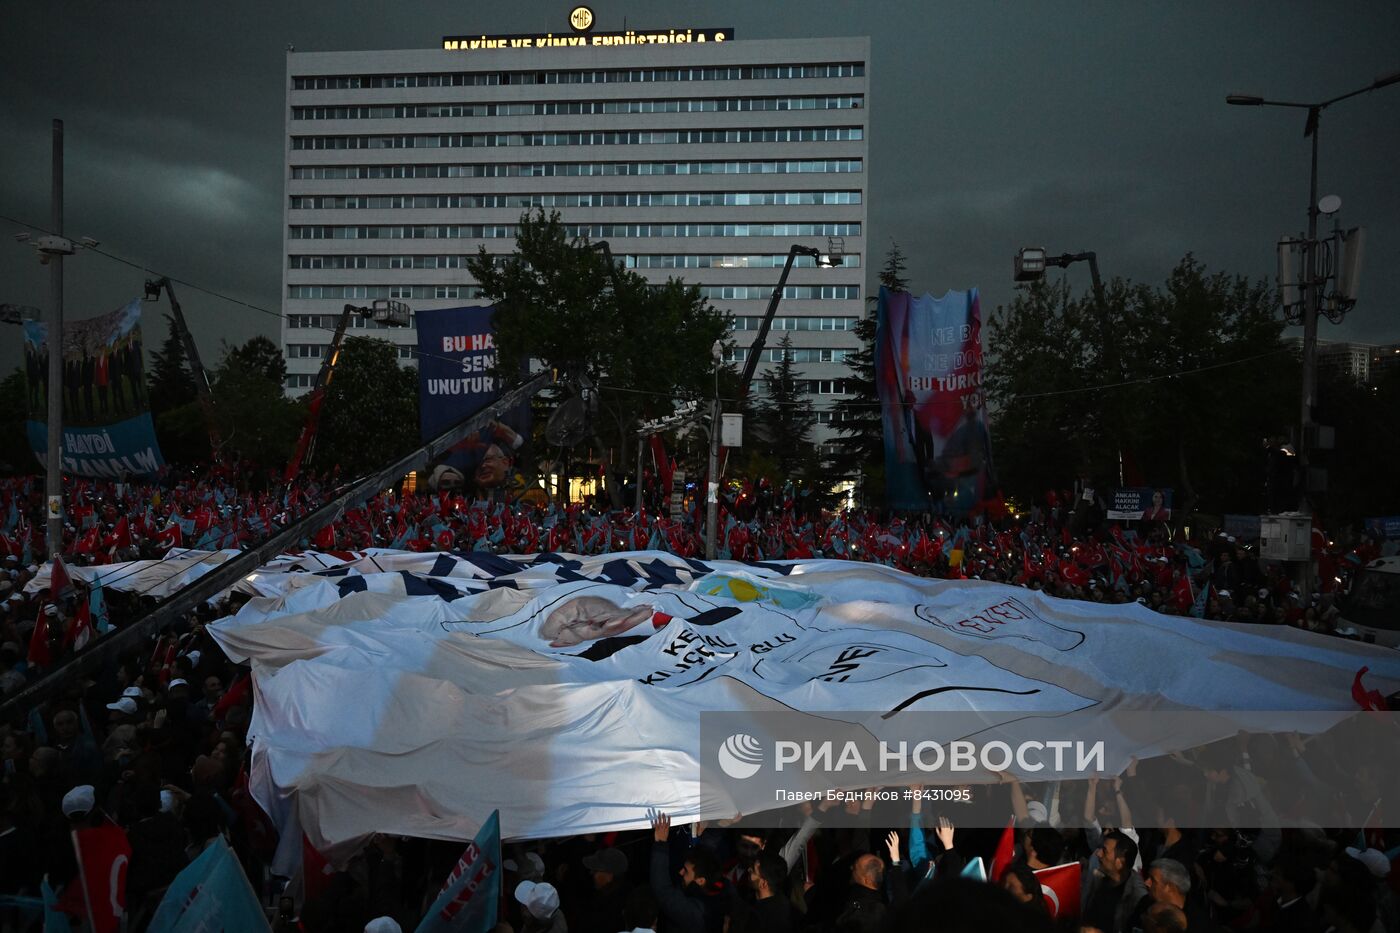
[27,606,52,667]
[50,554,74,598]
[1033,861,1081,921]
[111,516,131,549]
[989,818,1016,882]
[68,822,132,933]
[66,599,94,651]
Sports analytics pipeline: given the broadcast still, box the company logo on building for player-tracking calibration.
[717,733,764,779]
[569,6,594,32]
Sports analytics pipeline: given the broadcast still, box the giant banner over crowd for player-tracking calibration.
[874,287,994,513]
[23,298,165,477]
[204,548,1400,860]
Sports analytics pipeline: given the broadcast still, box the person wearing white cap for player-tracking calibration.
[515,880,566,933]
[61,784,97,821]
[364,918,403,933]
[1344,846,1392,880]
[105,696,140,722]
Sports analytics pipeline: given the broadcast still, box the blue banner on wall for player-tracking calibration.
[874,287,995,514]
[416,305,531,496]
[24,298,165,478]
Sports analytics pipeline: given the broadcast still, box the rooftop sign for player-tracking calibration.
[444,11,734,52]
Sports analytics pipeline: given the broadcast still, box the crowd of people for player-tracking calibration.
[1,465,1397,931]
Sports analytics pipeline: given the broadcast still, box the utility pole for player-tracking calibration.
[45,120,65,560]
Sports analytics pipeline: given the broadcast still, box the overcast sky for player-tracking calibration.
[3,1,1398,375]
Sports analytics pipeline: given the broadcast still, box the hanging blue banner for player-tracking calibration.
[24,298,165,478]
[874,287,995,514]
[416,306,532,497]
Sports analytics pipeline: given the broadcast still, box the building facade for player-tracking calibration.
[280,28,870,448]
[1288,337,1400,385]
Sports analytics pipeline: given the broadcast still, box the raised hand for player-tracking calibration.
[935,816,955,851]
[650,809,671,842]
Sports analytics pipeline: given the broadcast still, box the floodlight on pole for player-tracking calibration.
[1014,247,1048,281]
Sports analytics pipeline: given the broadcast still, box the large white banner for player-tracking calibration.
[207,549,1400,860]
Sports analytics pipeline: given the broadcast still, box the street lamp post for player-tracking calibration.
[1226,69,1400,513]
[1014,247,1121,484]
[705,339,722,560]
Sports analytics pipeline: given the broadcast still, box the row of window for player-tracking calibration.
[288,284,856,302]
[289,222,861,240]
[625,253,861,269]
[290,159,862,179]
[291,63,864,90]
[291,127,864,150]
[287,253,862,270]
[722,348,850,363]
[283,313,864,332]
[287,344,421,360]
[289,191,862,210]
[292,96,863,121]
[731,316,860,331]
[285,313,421,330]
[288,285,486,300]
[699,285,859,301]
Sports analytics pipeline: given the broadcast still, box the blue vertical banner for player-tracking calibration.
[874,286,995,514]
[416,810,502,933]
[416,306,532,497]
[417,305,501,444]
[24,298,165,477]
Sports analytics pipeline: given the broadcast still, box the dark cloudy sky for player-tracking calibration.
[3,1,1398,374]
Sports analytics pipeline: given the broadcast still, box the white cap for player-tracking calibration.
[364,913,403,930]
[62,784,96,817]
[43,604,58,616]
[1345,846,1391,878]
[105,697,138,715]
[168,678,189,688]
[159,789,176,813]
[1025,800,1049,824]
[364,919,403,933]
[122,686,144,699]
[186,650,201,666]
[515,881,560,920]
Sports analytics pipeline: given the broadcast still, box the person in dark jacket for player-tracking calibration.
[731,851,793,933]
[575,846,632,933]
[650,812,728,933]
[834,853,887,933]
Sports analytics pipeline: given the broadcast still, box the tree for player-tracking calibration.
[147,313,196,414]
[220,334,285,385]
[987,255,1293,515]
[467,210,731,506]
[0,367,38,474]
[830,240,910,507]
[311,336,419,476]
[749,335,818,481]
[211,337,300,468]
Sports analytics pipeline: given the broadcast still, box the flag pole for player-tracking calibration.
[71,828,99,933]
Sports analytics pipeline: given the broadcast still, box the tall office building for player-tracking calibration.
[280,19,869,450]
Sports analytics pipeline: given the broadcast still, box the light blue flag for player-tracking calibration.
[416,810,502,933]
[41,877,68,933]
[960,857,988,882]
[90,571,111,635]
[1190,580,1210,619]
[146,836,271,933]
